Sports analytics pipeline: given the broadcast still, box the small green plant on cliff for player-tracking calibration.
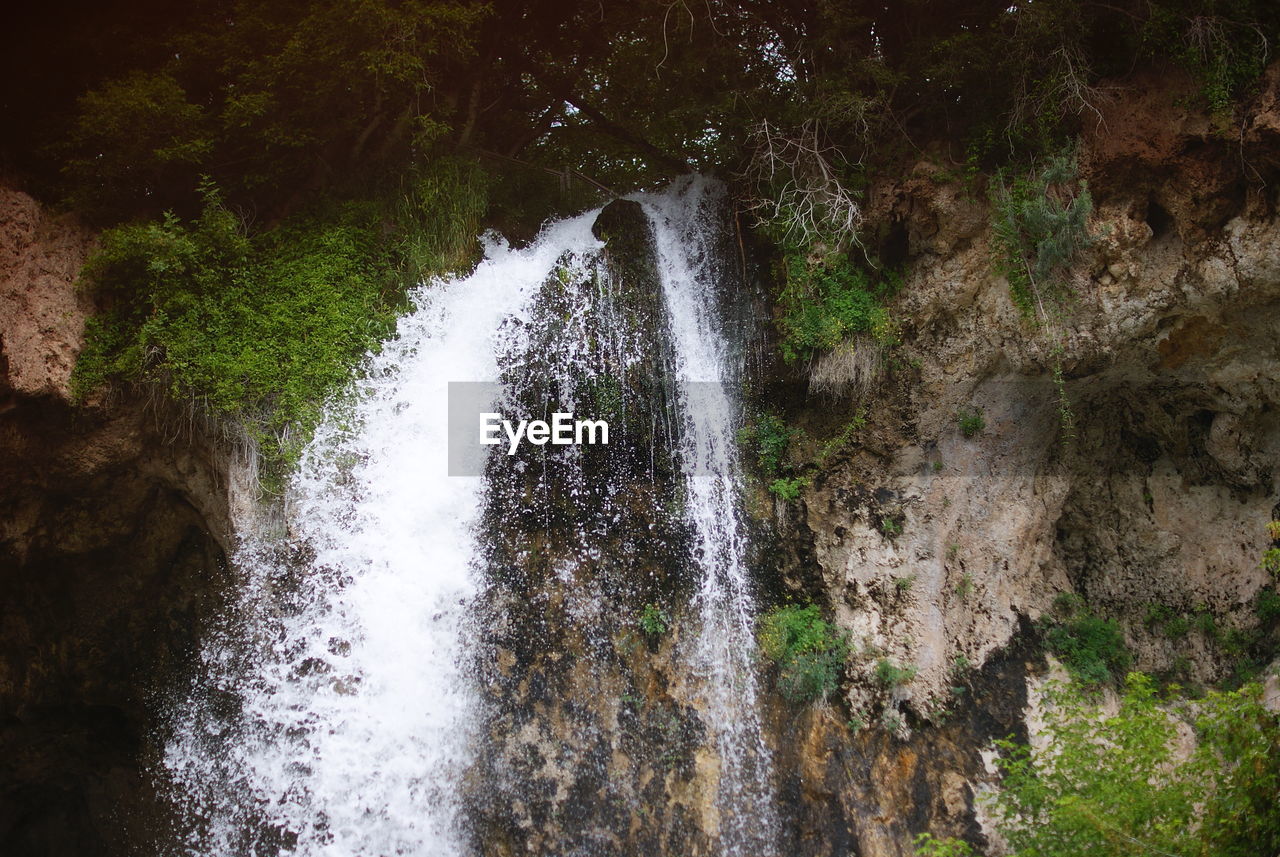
[956,407,986,438]
[758,604,850,704]
[769,475,808,502]
[738,413,793,478]
[1263,548,1280,578]
[1266,519,1280,541]
[1257,588,1280,622]
[880,516,903,538]
[874,658,919,689]
[991,153,1092,318]
[814,408,868,466]
[988,673,1280,857]
[1039,593,1131,688]
[912,833,973,857]
[1053,355,1077,447]
[773,251,900,363]
[639,603,671,637]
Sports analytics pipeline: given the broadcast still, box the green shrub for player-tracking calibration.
[913,833,973,857]
[991,153,1092,317]
[990,673,1280,857]
[956,407,985,438]
[774,251,897,363]
[72,164,485,489]
[758,604,850,704]
[1040,594,1130,688]
[738,413,793,477]
[880,516,903,538]
[1257,587,1280,622]
[639,603,671,636]
[874,658,919,689]
[60,71,213,220]
[1263,547,1280,577]
[769,476,807,501]
[1140,7,1272,113]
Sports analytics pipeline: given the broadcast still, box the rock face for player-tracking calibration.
[470,199,720,856]
[0,185,231,857]
[751,66,1280,855]
[0,188,90,399]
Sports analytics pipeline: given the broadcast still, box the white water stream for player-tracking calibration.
[164,178,777,856]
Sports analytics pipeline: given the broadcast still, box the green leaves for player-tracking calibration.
[775,251,894,363]
[61,71,212,219]
[639,603,671,637]
[991,153,1092,318]
[873,658,918,689]
[758,604,850,705]
[989,673,1280,857]
[1039,594,1131,689]
[72,165,483,489]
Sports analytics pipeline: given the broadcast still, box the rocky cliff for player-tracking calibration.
[0,185,231,856]
[751,65,1280,854]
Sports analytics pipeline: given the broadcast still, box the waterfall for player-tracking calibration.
[162,178,777,856]
[644,180,779,855]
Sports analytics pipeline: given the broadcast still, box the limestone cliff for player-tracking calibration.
[751,65,1280,855]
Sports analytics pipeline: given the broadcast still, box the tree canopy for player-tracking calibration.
[2,0,1276,222]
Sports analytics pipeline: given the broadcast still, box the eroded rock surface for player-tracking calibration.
[753,65,1280,856]
[0,184,231,857]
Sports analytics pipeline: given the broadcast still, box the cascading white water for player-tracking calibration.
[163,214,605,857]
[163,178,777,857]
[642,178,779,855]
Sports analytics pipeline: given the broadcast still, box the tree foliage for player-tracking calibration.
[989,673,1280,857]
[6,0,1279,220]
[992,153,1093,317]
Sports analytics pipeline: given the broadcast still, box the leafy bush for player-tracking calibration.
[774,251,898,363]
[913,833,973,857]
[874,658,919,689]
[60,71,213,220]
[738,413,793,477]
[956,407,985,438]
[758,604,850,704]
[991,153,1092,317]
[769,476,807,502]
[1257,588,1280,622]
[990,673,1280,857]
[1263,547,1280,577]
[1141,6,1272,112]
[1039,593,1130,688]
[72,164,485,487]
